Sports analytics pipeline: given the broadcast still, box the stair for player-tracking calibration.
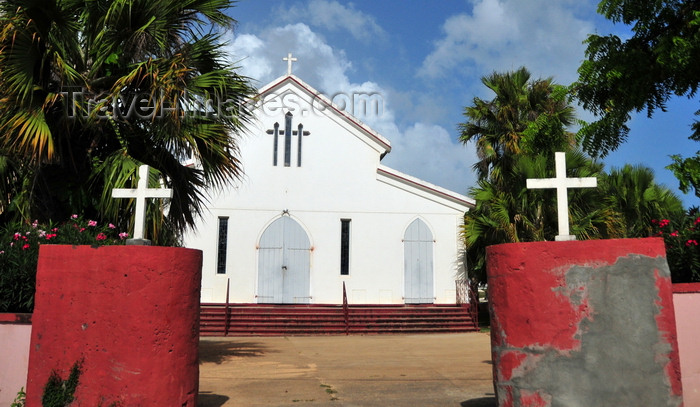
[199,303,478,336]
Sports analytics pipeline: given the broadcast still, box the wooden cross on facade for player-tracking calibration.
[283,52,297,76]
[526,152,597,241]
[112,165,173,244]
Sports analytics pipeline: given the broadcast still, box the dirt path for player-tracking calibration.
[198,333,495,407]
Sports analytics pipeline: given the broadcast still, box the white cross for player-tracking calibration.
[283,52,297,76]
[112,165,173,242]
[526,152,597,241]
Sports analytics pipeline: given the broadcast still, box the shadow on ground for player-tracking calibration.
[198,392,229,407]
[199,340,273,364]
[461,396,497,406]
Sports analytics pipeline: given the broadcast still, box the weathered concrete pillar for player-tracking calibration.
[487,238,682,407]
[26,245,202,407]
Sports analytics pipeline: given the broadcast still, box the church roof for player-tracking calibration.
[377,165,475,210]
[257,75,392,156]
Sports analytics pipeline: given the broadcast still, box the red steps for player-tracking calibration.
[199,304,478,336]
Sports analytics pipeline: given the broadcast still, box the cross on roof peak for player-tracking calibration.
[283,52,297,76]
[526,152,598,241]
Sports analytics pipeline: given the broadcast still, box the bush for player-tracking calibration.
[0,215,129,313]
[652,208,700,283]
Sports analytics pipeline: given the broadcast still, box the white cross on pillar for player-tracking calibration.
[283,52,297,76]
[526,152,597,241]
[112,165,173,244]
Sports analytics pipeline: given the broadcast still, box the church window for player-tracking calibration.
[272,122,279,166]
[284,112,293,167]
[340,219,351,275]
[266,123,280,166]
[216,217,229,274]
[297,123,304,167]
[267,113,310,168]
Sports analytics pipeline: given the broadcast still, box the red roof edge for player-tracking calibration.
[377,166,475,209]
[258,75,392,153]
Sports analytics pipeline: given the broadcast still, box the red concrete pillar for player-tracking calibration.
[487,238,682,407]
[26,245,202,407]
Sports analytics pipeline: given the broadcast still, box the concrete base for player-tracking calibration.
[486,238,682,407]
[26,245,202,407]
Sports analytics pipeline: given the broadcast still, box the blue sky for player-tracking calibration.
[221,0,698,208]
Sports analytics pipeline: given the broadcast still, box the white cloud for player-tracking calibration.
[283,0,387,43]
[226,23,350,90]
[226,34,272,82]
[418,0,595,85]
[224,22,478,196]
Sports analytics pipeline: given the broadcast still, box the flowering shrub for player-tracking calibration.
[0,215,129,313]
[652,208,700,282]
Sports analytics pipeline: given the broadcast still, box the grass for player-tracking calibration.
[320,384,339,401]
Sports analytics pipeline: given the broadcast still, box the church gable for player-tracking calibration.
[255,75,391,158]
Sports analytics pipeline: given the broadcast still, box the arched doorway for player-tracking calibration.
[404,218,434,304]
[257,217,311,304]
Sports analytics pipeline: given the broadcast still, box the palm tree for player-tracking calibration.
[0,0,255,241]
[463,151,620,282]
[601,165,684,237]
[458,68,630,282]
[458,67,576,186]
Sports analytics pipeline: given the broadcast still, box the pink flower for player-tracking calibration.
[71,214,78,219]
[79,228,86,232]
[670,231,679,237]
[108,223,116,229]
[31,220,38,228]
[686,240,698,247]
[0,251,4,255]
[13,233,20,240]
[45,234,56,240]
[88,220,97,227]
[51,227,58,232]
[119,232,129,240]
[659,219,670,228]
[22,243,30,250]
[96,233,107,241]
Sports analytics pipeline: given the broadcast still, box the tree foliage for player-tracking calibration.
[460,67,686,283]
[459,67,576,185]
[602,164,685,237]
[463,152,619,281]
[574,0,700,156]
[573,0,700,198]
[460,68,619,281]
[0,0,256,241]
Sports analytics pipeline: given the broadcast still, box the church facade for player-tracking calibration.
[183,73,474,305]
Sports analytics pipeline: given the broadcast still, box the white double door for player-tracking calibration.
[257,217,311,304]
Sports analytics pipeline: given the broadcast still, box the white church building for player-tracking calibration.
[183,66,474,306]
